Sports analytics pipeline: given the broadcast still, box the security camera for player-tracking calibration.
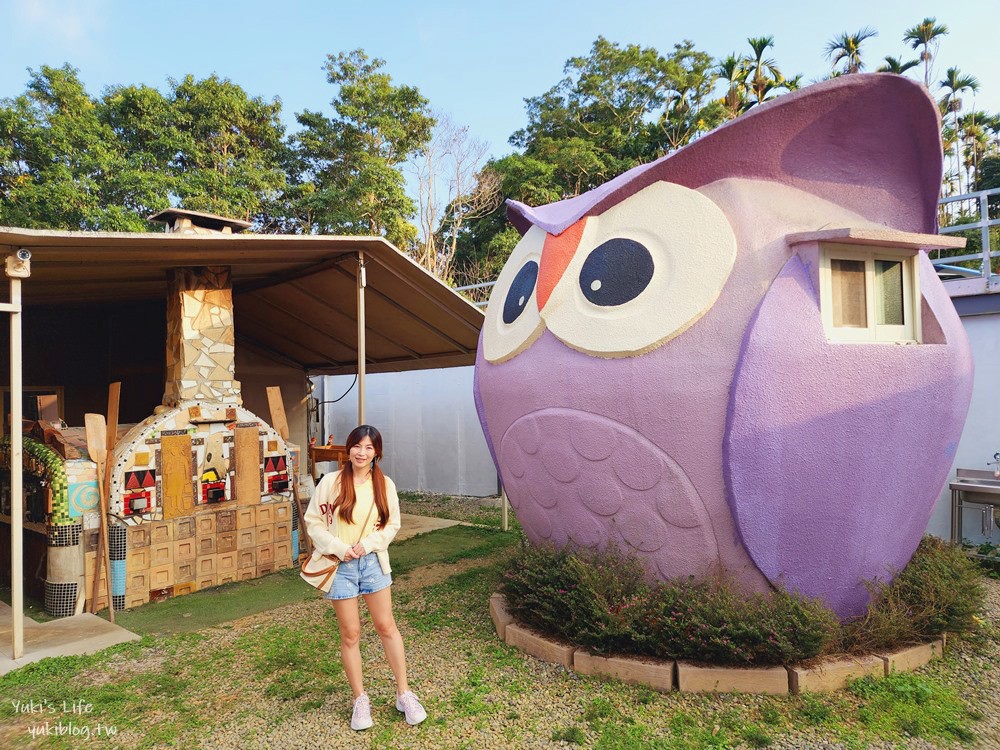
[5,251,30,279]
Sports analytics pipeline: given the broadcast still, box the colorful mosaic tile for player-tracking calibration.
[1,436,70,524]
[68,478,100,517]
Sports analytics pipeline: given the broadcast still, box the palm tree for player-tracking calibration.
[958,112,992,190]
[904,17,949,88]
[716,53,748,119]
[939,67,980,193]
[877,56,920,75]
[984,113,1000,156]
[824,28,879,75]
[940,124,959,196]
[743,36,783,107]
[781,74,803,92]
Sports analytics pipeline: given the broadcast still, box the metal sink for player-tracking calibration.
[951,468,1000,542]
[950,477,1000,494]
[950,469,1000,494]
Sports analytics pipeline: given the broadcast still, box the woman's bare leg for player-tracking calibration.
[363,587,408,695]
[332,597,364,698]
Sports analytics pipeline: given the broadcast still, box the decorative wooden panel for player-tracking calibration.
[234,425,261,505]
[161,433,194,519]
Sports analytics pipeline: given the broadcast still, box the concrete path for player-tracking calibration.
[0,601,140,676]
[395,513,469,543]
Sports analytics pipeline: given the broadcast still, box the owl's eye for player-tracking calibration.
[482,225,547,363]
[579,239,654,306]
[503,260,539,323]
[541,181,736,357]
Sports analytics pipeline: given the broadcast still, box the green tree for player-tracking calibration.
[904,17,949,87]
[98,83,178,221]
[939,67,980,193]
[877,56,920,75]
[0,64,146,230]
[287,49,434,248]
[510,37,718,193]
[167,74,287,222]
[455,37,720,282]
[825,28,879,75]
[743,36,784,106]
[716,53,749,119]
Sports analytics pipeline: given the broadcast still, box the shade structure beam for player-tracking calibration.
[357,253,366,424]
[5,251,25,661]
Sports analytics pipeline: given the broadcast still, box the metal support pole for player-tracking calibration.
[357,252,366,425]
[981,193,991,278]
[9,274,24,659]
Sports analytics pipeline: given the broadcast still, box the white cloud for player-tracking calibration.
[11,0,107,57]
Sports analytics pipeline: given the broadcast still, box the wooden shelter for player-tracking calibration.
[0,215,483,660]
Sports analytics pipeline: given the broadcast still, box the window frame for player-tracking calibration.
[818,243,920,344]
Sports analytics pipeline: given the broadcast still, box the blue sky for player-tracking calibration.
[1,0,997,162]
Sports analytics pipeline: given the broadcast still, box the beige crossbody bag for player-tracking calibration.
[300,498,376,593]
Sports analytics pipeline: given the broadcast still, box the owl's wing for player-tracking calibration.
[724,253,972,618]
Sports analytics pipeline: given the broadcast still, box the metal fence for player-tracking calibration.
[934,187,1000,279]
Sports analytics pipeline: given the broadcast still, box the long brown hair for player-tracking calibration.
[333,425,389,530]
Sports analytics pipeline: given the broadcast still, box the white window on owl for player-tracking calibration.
[820,244,918,343]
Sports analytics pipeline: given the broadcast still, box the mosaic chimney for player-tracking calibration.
[149,209,252,408]
[163,266,240,407]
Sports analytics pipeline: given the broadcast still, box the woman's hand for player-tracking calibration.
[342,547,359,562]
[352,542,366,557]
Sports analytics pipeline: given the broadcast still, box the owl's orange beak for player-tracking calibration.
[536,218,588,311]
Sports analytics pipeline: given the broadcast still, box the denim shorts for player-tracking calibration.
[325,552,393,600]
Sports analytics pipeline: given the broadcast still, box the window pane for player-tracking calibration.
[875,260,904,326]
[831,259,867,328]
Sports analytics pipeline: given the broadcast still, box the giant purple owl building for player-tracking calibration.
[474,74,974,619]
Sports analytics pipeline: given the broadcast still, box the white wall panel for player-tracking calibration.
[927,311,1000,543]
[317,366,497,496]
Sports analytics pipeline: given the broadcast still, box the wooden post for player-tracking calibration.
[9,274,23,658]
[501,488,509,533]
[357,252,366,425]
[266,385,311,555]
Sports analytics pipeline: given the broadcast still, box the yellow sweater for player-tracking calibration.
[304,470,401,573]
[337,477,379,546]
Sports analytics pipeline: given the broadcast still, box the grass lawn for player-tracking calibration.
[0,500,996,749]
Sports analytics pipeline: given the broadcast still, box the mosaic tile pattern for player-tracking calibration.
[110,559,126,597]
[48,522,82,547]
[45,581,78,618]
[66,459,100,518]
[1,436,70,524]
[109,401,290,513]
[163,267,241,407]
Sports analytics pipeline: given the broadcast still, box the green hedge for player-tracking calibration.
[501,537,985,667]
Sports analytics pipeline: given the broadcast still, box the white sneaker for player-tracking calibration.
[351,692,373,731]
[395,690,427,725]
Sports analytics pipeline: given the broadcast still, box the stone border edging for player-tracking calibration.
[489,593,946,694]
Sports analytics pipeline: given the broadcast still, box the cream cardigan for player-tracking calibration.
[303,469,401,574]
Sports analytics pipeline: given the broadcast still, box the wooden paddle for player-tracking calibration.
[266,386,311,556]
[84,383,119,622]
[102,383,120,623]
[84,413,112,619]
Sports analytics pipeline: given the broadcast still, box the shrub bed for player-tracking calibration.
[840,536,985,653]
[501,536,984,667]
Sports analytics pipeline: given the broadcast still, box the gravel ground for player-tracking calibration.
[399,491,508,528]
[6,497,998,750]
[115,570,1000,750]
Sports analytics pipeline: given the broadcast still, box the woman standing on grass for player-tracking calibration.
[304,424,427,731]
